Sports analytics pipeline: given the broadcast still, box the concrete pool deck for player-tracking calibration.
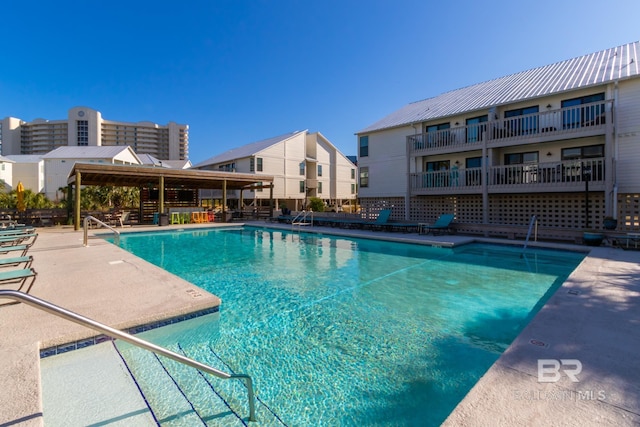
[1,223,639,426]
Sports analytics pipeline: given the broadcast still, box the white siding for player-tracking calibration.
[358,126,410,197]
[615,79,640,192]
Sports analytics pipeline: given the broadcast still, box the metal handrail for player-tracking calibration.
[83,215,120,246]
[0,290,257,422]
[291,210,313,230]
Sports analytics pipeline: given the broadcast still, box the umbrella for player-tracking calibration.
[16,181,26,212]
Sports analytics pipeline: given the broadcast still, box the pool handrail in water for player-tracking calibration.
[0,290,257,422]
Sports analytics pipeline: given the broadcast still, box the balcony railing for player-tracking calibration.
[410,158,605,193]
[408,100,612,153]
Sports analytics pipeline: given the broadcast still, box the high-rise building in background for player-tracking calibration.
[0,106,188,160]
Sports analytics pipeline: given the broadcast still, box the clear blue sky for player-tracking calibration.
[1,0,638,163]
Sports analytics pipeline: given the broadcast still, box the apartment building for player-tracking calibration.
[356,41,640,232]
[193,130,357,211]
[1,106,188,160]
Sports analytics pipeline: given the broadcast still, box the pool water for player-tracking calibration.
[113,227,584,426]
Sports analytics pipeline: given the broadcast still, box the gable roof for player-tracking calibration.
[193,131,306,168]
[358,41,640,134]
[41,145,141,162]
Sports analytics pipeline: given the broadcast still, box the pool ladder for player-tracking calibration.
[522,215,537,253]
[0,290,257,422]
[83,215,120,246]
[291,209,313,230]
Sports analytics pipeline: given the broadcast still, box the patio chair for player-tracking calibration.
[0,232,38,247]
[362,209,393,231]
[420,214,455,235]
[118,211,131,227]
[0,267,37,292]
[0,245,31,257]
[0,256,33,269]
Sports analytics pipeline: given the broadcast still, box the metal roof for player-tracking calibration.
[67,162,273,190]
[42,145,141,161]
[358,41,640,134]
[193,131,306,168]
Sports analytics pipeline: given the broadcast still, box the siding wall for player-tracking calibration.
[616,79,640,192]
[358,126,410,198]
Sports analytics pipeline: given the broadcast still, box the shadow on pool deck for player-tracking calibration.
[1,223,639,426]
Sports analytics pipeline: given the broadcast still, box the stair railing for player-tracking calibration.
[0,290,257,422]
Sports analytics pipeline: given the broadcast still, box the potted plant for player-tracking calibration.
[603,216,617,230]
[582,230,604,246]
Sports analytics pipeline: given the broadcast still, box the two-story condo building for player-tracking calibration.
[193,130,357,211]
[356,41,640,233]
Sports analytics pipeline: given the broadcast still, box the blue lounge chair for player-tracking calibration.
[0,245,30,257]
[362,209,393,231]
[0,256,33,269]
[0,267,37,292]
[0,232,37,247]
[420,214,455,235]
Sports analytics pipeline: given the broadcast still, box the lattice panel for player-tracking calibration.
[359,197,405,220]
[408,195,483,223]
[618,193,640,231]
[360,191,636,230]
[489,193,604,228]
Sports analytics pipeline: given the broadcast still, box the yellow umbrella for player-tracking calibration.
[16,181,26,212]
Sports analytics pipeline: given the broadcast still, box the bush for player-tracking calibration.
[308,197,324,212]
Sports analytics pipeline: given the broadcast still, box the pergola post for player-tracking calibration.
[74,171,81,231]
[269,184,274,218]
[222,179,227,223]
[159,175,165,214]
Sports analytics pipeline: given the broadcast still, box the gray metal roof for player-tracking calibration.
[193,131,306,168]
[42,145,137,159]
[358,41,639,134]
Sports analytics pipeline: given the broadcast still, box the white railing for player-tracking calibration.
[408,100,612,152]
[410,158,605,192]
[0,290,257,422]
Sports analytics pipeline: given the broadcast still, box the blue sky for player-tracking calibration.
[1,0,639,163]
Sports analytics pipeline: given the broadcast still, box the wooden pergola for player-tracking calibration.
[67,163,274,230]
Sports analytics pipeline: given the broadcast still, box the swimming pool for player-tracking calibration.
[112,227,584,426]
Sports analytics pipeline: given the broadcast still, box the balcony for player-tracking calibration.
[410,158,605,195]
[408,100,612,154]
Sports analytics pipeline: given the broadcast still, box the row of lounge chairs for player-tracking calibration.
[0,225,38,294]
[277,209,455,235]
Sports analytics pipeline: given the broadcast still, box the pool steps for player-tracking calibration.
[116,340,288,425]
[0,290,256,423]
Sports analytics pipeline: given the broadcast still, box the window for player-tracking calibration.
[351,183,356,194]
[561,145,604,181]
[425,122,451,146]
[359,167,369,188]
[256,182,263,192]
[465,157,482,186]
[561,93,605,129]
[77,120,88,146]
[351,168,355,179]
[505,106,539,135]
[359,136,369,157]
[300,162,305,176]
[425,161,450,187]
[561,145,603,160]
[466,115,488,143]
[257,158,263,172]
[318,182,323,193]
[318,165,322,177]
[504,152,538,165]
[299,181,305,193]
[250,158,255,172]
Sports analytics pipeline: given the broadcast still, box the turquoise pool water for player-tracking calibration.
[112,227,585,426]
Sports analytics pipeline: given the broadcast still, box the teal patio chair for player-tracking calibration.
[420,214,455,235]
